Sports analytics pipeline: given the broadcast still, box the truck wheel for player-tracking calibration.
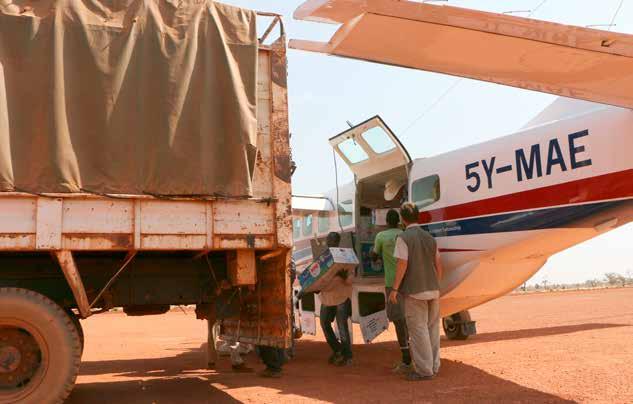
[0,288,82,404]
[66,310,85,355]
[442,311,472,341]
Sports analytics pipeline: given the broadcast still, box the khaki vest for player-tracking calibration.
[398,226,439,295]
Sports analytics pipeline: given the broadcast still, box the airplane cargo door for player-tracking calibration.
[329,116,411,181]
[330,115,411,343]
[298,291,317,335]
[354,286,389,343]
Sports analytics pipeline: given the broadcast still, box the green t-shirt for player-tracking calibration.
[373,228,403,288]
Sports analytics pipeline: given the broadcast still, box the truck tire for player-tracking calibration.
[66,310,85,355]
[0,288,82,404]
[442,311,472,341]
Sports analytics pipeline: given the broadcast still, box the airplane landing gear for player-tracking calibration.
[442,311,477,340]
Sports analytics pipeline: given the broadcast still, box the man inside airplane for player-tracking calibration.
[319,232,354,366]
[391,203,443,381]
[371,209,411,373]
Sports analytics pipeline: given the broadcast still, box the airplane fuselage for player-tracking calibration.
[292,103,633,339]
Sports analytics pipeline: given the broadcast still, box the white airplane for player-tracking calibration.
[289,0,633,343]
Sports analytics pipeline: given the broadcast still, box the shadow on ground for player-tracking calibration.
[442,322,629,347]
[66,322,629,403]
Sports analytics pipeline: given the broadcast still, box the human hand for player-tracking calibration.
[389,290,399,304]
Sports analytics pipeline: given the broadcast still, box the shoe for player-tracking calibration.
[231,363,254,373]
[404,371,434,381]
[391,362,412,374]
[335,357,352,367]
[328,352,342,365]
[258,368,282,378]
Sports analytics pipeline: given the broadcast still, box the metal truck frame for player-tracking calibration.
[0,13,291,404]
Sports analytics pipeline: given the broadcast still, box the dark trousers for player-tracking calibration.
[393,317,411,364]
[320,298,352,359]
[386,287,411,365]
[257,346,284,372]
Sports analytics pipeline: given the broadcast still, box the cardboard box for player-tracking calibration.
[298,248,359,293]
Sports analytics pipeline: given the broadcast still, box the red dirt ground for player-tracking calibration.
[67,288,633,403]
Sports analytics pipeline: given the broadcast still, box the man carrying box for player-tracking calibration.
[319,232,353,366]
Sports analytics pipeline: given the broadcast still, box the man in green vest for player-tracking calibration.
[371,209,411,373]
[389,202,443,381]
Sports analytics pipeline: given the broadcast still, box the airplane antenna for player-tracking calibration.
[608,0,625,31]
[585,0,624,31]
[586,24,617,29]
[502,10,531,15]
[400,78,462,137]
[399,0,548,139]
[332,148,345,233]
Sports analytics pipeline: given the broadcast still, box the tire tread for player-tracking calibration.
[0,287,82,404]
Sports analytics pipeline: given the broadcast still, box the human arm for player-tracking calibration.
[435,249,443,281]
[371,234,383,262]
[336,269,353,284]
[389,258,408,304]
[370,251,379,262]
[388,237,408,304]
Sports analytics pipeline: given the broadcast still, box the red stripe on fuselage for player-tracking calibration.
[420,169,633,224]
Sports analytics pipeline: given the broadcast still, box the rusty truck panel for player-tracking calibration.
[0,14,292,346]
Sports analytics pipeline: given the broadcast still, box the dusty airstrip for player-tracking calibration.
[66,288,633,403]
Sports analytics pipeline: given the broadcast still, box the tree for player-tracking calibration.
[604,272,626,287]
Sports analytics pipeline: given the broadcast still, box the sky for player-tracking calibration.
[222,0,633,285]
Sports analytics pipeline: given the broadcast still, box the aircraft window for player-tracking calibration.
[293,247,313,262]
[362,126,396,154]
[293,218,301,240]
[412,175,440,209]
[318,213,330,233]
[338,200,353,227]
[302,214,313,236]
[338,138,369,164]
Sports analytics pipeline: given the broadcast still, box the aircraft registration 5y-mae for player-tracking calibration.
[289,0,633,342]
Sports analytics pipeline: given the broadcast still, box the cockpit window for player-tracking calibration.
[338,138,369,164]
[318,213,330,233]
[293,218,301,240]
[302,214,313,236]
[412,175,440,209]
[362,126,396,154]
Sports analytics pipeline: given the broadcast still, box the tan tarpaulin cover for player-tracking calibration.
[0,0,258,196]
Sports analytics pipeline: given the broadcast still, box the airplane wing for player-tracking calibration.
[290,0,633,109]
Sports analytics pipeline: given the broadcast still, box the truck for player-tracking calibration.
[0,2,291,403]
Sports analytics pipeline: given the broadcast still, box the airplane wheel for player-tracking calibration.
[0,288,82,404]
[442,311,472,340]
